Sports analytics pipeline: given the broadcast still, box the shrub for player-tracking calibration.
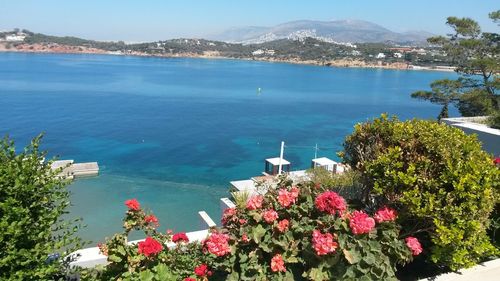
[218,179,418,280]
[0,135,84,280]
[342,114,500,270]
[82,199,213,281]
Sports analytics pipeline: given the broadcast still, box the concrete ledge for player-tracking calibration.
[70,229,210,268]
[419,258,500,281]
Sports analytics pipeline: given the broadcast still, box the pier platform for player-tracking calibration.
[51,160,99,179]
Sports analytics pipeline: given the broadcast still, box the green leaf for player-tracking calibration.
[252,224,266,243]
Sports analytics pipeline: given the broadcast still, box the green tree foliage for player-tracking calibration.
[0,135,84,280]
[411,79,461,120]
[341,115,500,270]
[412,11,499,118]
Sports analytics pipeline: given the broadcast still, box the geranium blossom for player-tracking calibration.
[405,237,423,256]
[221,207,237,225]
[270,254,286,272]
[194,264,212,277]
[277,219,289,233]
[144,214,159,226]
[374,206,397,223]
[349,210,375,235]
[263,209,279,223]
[278,187,299,207]
[137,237,163,257]
[315,191,347,215]
[125,198,140,211]
[204,232,231,257]
[312,230,338,256]
[172,232,189,243]
[241,233,250,243]
[246,195,264,210]
[183,278,196,281]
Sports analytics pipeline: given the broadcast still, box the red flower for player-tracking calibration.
[494,157,500,165]
[144,214,159,227]
[349,210,376,235]
[137,237,163,257]
[312,230,338,256]
[125,198,140,211]
[221,207,237,225]
[239,218,247,225]
[194,264,212,277]
[172,232,189,243]
[204,232,231,257]
[263,209,279,223]
[184,278,196,281]
[374,206,397,223]
[277,219,289,233]
[315,191,347,216]
[270,254,286,272]
[277,187,299,207]
[241,233,250,243]
[246,195,264,210]
[405,237,423,256]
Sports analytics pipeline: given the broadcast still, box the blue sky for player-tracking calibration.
[0,0,498,42]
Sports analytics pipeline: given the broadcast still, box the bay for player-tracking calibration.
[0,52,456,242]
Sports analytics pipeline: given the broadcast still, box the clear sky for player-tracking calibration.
[0,0,498,42]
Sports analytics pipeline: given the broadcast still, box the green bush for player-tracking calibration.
[0,135,84,280]
[341,115,500,270]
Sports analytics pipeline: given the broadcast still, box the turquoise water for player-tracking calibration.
[0,52,457,242]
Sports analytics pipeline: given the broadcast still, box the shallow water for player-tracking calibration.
[0,52,456,242]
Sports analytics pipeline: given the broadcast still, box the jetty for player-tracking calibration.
[51,160,99,179]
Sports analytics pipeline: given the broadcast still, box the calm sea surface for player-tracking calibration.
[0,52,457,242]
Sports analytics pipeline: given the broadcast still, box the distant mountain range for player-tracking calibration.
[208,20,434,45]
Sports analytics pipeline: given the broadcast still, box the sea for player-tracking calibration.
[0,52,457,243]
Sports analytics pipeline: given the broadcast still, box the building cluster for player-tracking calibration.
[0,31,26,42]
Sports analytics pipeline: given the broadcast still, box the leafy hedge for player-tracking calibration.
[341,114,500,270]
[0,136,84,280]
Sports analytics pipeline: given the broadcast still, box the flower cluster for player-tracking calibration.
[405,237,423,256]
[221,207,237,225]
[270,254,286,272]
[246,195,264,210]
[263,209,279,223]
[125,198,141,211]
[349,210,375,235]
[144,214,159,227]
[172,232,189,243]
[137,237,163,257]
[315,191,347,215]
[374,206,397,223]
[277,187,299,207]
[277,219,289,232]
[194,264,212,277]
[204,232,231,257]
[312,229,338,256]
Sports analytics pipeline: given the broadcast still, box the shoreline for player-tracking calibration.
[0,43,456,73]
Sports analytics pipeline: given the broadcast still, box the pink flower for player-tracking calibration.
[494,157,500,165]
[137,237,163,257]
[374,206,397,223]
[270,254,286,272]
[194,264,212,277]
[246,195,264,210]
[239,218,247,225]
[312,230,338,256]
[278,187,299,207]
[263,209,279,223]
[204,232,231,257]
[221,207,237,225]
[277,219,289,233]
[125,199,140,211]
[144,214,159,227]
[184,278,196,281]
[315,191,347,216]
[172,232,189,243]
[405,237,423,256]
[349,210,375,235]
[241,233,250,243]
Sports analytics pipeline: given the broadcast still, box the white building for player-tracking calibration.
[393,52,403,58]
[376,53,386,59]
[5,34,26,42]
